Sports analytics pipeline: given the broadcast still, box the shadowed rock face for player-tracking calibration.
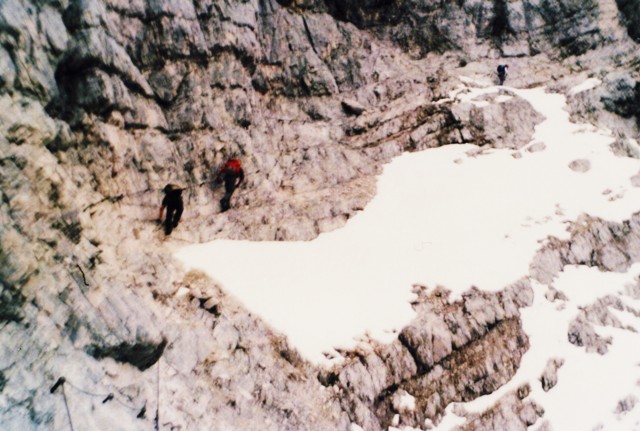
[86,338,167,371]
[307,0,603,58]
[0,0,639,429]
[615,0,640,42]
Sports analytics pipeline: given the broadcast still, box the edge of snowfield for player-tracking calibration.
[176,77,640,431]
[431,79,640,431]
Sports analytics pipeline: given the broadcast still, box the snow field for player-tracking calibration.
[176,76,640,429]
[176,78,640,366]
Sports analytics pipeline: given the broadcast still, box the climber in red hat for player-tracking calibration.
[215,157,244,212]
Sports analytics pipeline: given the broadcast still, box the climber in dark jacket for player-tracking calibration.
[159,184,184,235]
[216,158,244,212]
[497,64,508,86]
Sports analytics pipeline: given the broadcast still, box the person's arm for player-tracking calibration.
[236,169,245,187]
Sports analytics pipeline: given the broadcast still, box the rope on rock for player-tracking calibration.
[50,375,147,425]
[82,187,152,212]
[64,379,142,412]
[82,194,125,212]
[62,385,75,431]
[154,359,160,431]
[50,378,74,431]
[81,178,224,213]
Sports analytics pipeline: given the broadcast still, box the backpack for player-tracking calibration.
[497,65,507,74]
[224,158,242,174]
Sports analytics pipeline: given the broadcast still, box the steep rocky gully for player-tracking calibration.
[1,0,640,430]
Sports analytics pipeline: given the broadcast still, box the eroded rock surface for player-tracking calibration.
[539,357,564,392]
[1,0,640,430]
[453,385,544,431]
[319,281,534,430]
[531,213,640,359]
[530,214,640,284]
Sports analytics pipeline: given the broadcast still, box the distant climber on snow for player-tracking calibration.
[497,64,509,86]
[216,157,244,212]
[159,184,184,235]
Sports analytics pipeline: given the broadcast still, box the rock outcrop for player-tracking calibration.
[539,357,564,392]
[319,280,533,430]
[530,213,640,284]
[531,213,640,356]
[453,384,543,431]
[1,0,640,430]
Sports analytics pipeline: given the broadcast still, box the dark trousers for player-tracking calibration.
[220,176,237,212]
[498,73,506,85]
[165,203,183,234]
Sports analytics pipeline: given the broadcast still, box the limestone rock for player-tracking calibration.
[453,384,544,431]
[601,72,640,119]
[450,91,543,149]
[0,46,16,89]
[545,286,568,303]
[2,0,640,430]
[320,282,534,430]
[539,357,564,391]
[0,95,59,146]
[318,0,605,59]
[527,142,547,153]
[530,214,640,283]
[568,158,591,172]
[567,294,639,354]
[614,394,638,416]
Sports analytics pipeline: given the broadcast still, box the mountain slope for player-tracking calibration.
[0,0,639,430]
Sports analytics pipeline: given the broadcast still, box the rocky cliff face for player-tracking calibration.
[1,0,640,430]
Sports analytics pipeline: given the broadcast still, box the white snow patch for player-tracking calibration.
[432,404,467,430]
[458,75,480,85]
[399,393,416,412]
[393,391,416,413]
[495,94,513,103]
[175,286,190,298]
[175,81,640,367]
[569,77,602,96]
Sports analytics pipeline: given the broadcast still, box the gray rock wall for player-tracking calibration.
[615,0,640,42]
[297,0,608,59]
[0,0,639,429]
